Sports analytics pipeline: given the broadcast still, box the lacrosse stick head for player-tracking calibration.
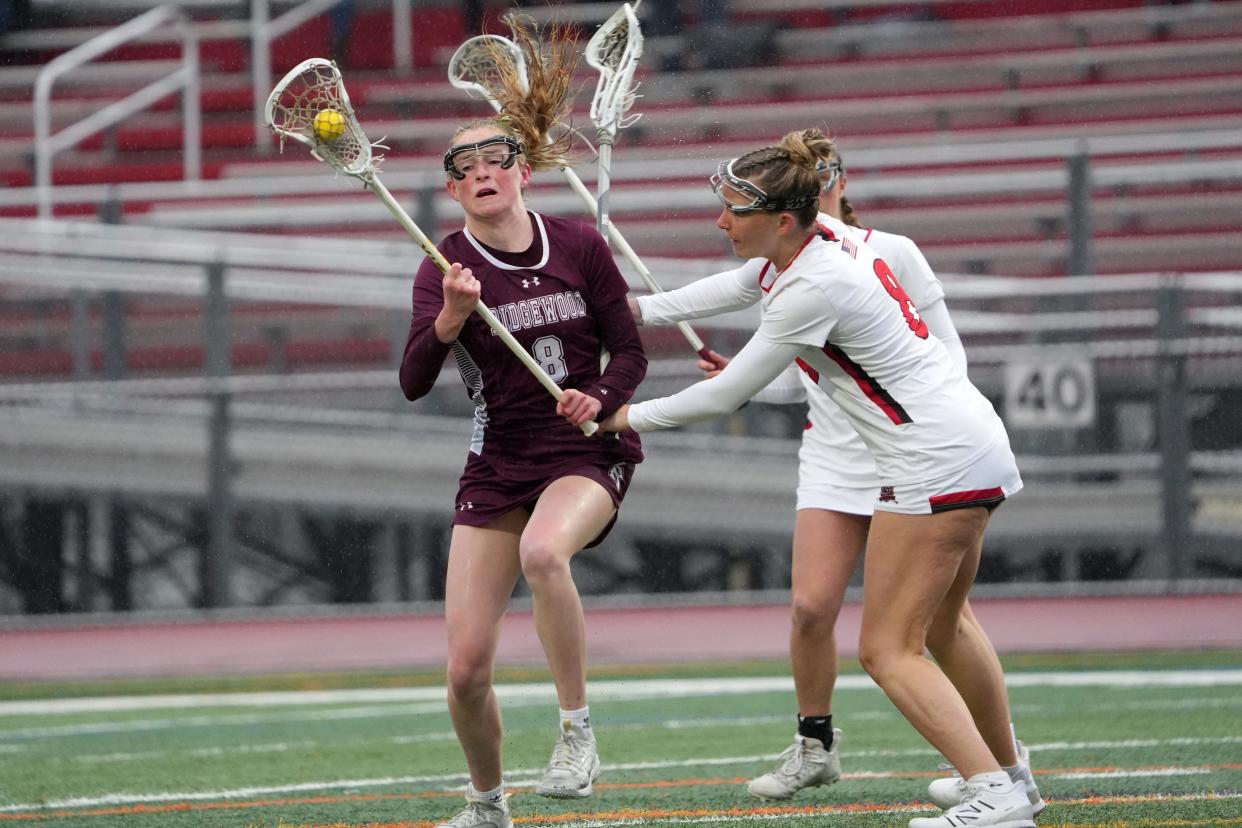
[448,34,529,108]
[586,2,644,139]
[264,58,379,179]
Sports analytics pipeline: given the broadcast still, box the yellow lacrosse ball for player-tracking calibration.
[312,108,346,142]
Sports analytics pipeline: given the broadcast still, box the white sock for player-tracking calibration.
[560,705,591,733]
[1003,723,1023,772]
[967,770,1014,790]
[470,782,505,805]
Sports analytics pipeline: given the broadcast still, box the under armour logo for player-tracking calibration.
[521,276,541,289]
[458,501,474,511]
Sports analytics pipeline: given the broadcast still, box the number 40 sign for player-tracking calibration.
[1003,358,1097,429]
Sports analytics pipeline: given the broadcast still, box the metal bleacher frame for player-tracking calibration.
[4,0,1242,612]
[2,1,1241,276]
[1,217,1241,612]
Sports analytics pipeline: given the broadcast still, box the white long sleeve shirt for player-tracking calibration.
[631,222,1005,487]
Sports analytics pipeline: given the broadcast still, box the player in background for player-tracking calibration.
[399,23,646,828]
[630,129,1041,813]
[572,133,1036,828]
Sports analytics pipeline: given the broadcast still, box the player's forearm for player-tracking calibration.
[636,267,759,326]
[627,337,802,432]
[399,321,453,401]
[751,362,807,405]
[579,295,648,419]
[433,307,470,344]
[920,298,967,371]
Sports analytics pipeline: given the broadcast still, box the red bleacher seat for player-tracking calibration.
[4,0,1242,382]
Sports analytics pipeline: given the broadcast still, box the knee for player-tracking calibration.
[519,538,571,585]
[856,637,887,683]
[857,632,908,686]
[789,592,836,638]
[446,649,493,703]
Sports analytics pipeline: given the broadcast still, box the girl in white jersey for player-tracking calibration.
[566,134,1036,828]
[631,130,1042,817]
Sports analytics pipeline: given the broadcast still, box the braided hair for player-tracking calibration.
[781,127,862,228]
[729,134,822,227]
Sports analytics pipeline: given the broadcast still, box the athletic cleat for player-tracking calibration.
[536,719,600,798]
[746,729,843,800]
[927,740,1045,816]
[436,783,511,828]
[910,777,1035,828]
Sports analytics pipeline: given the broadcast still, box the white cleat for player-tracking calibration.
[927,740,1046,816]
[910,777,1036,828]
[435,784,511,828]
[746,729,843,800]
[536,719,601,798]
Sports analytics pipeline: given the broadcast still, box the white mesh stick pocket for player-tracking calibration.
[264,58,378,178]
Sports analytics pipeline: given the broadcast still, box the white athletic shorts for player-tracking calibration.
[796,480,876,515]
[873,437,1023,516]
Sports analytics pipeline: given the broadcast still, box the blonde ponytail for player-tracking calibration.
[456,16,581,172]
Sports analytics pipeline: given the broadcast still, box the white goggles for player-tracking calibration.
[709,159,818,215]
[816,157,843,192]
[443,135,523,180]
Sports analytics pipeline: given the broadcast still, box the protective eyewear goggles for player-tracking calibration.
[709,159,819,216]
[816,157,843,192]
[443,135,523,180]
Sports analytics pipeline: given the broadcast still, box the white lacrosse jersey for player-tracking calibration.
[794,216,964,491]
[637,214,969,497]
[630,225,1007,487]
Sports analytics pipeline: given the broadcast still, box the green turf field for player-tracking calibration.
[1,652,1239,827]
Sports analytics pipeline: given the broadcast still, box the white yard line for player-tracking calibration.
[4,670,1242,716]
[1053,766,1215,779]
[537,793,1242,828]
[0,700,453,740]
[2,737,1241,814]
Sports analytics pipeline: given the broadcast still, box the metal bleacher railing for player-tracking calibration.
[6,0,1241,278]
[32,5,201,219]
[21,0,407,196]
[6,0,1242,612]
[1,217,1241,613]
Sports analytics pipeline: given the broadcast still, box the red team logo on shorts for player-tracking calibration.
[879,485,897,503]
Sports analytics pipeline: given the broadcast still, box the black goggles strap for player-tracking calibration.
[442,135,523,180]
[713,158,818,214]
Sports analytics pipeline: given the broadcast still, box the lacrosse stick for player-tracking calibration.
[585,1,643,245]
[448,32,715,365]
[265,58,597,435]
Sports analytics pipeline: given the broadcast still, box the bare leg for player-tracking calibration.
[443,514,524,790]
[858,508,1000,780]
[520,476,617,710]
[789,508,869,716]
[927,596,1019,766]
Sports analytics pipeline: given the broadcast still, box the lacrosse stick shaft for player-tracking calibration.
[596,141,613,242]
[558,164,709,357]
[365,174,597,436]
[467,85,709,359]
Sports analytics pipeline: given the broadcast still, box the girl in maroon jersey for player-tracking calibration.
[399,22,645,828]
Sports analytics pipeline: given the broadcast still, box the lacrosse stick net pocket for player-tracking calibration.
[265,58,379,178]
[586,3,643,138]
[448,34,528,104]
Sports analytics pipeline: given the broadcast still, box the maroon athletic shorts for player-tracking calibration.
[452,461,636,548]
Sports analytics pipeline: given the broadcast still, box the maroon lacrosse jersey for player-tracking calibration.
[400,211,645,486]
